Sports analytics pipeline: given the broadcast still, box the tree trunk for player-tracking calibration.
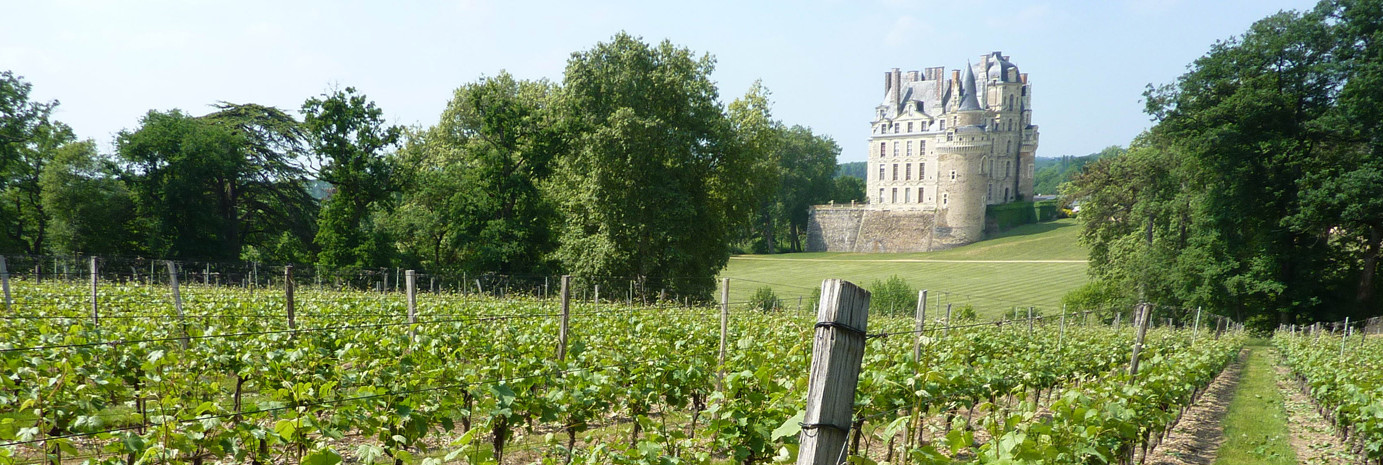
[1358,224,1381,313]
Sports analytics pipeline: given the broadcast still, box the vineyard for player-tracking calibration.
[0,266,1251,465]
[1275,327,1383,463]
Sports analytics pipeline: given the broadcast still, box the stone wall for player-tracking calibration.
[806,207,942,253]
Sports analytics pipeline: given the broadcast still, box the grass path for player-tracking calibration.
[1212,343,1297,465]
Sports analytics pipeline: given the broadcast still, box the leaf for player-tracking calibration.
[300,447,342,465]
[771,411,805,441]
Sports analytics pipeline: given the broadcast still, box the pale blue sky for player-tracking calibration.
[3,0,1318,162]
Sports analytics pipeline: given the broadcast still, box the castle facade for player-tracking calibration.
[806,51,1040,252]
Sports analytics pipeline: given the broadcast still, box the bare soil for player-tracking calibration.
[1143,349,1247,465]
[1271,350,1355,465]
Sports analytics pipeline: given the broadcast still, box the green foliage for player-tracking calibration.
[1032,146,1124,196]
[829,176,867,204]
[748,286,780,312]
[985,200,1059,232]
[951,304,977,321]
[867,275,915,316]
[387,73,560,275]
[834,161,865,180]
[551,32,746,299]
[116,104,316,260]
[1072,0,1383,322]
[304,87,401,270]
[39,140,137,254]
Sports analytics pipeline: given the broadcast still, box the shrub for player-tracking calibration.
[867,275,915,317]
[951,304,977,321]
[749,286,780,312]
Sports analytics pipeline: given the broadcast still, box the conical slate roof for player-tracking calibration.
[958,61,982,111]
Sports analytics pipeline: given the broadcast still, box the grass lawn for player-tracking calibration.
[1212,341,1297,465]
[719,219,1089,319]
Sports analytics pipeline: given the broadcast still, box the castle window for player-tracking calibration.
[949,170,956,181]
[952,116,957,127]
[919,163,925,178]
[904,188,910,203]
[891,188,897,203]
[990,159,996,176]
[905,163,911,180]
[939,119,945,131]
[1004,187,1011,201]
[946,133,953,142]
[907,122,913,132]
[1006,140,1012,153]
[942,193,948,206]
[919,187,924,202]
[879,164,885,181]
[892,163,898,181]
[980,157,987,174]
[893,142,899,157]
[893,123,899,134]
[1005,161,1011,176]
[906,141,913,157]
[988,184,993,201]
[879,189,884,203]
[919,140,926,152]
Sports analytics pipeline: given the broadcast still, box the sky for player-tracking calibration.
[3,0,1321,163]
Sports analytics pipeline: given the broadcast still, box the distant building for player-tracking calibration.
[807,52,1040,252]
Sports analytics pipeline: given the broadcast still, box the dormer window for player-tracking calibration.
[907,122,913,133]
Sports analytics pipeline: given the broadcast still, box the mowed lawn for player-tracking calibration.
[719,219,1089,319]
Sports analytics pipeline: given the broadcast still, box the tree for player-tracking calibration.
[40,140,137,255]
[117,104,316,260]
[303,88,401,270]
[774,125,839,251]
[0,71,63,254]
[830,176,866,204]
[388,72,562,274]
[1072,0,1383,326]
[552,32,749,299]
[727,81,783,253]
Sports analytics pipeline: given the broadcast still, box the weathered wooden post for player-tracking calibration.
[406,270,417,345]
[1027,306,1034,337]
[166,261,188,348]
[719,277,730,390]
[1192,306,1202,344]
[943,303,953,337]
[913,290,927,363]
[1129,303,1152,380]
[90,256,99,325]
[1058,304,1067,350]
[1340,317,1350,358]
[285,266,296,330]
[0,255,10,311]
[557,275,571,361]
[796,279,871,465]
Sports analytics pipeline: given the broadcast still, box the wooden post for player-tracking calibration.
[913,290,927,362]
[944,303,952,337]
[1129,303,1151,379]
[557,275,570,361]
[166,261,187,348]
[798,296,803,313]
[90,256,99,325]
[285,266,296,329]
[719,277,729,390]
[1192,306,1202,343]
[204,264,210,286]
[252,262,258,288]
[406,270,417,344]
[594,284,600,306]
[0,255,10,311]
[1114,312,1122,329]
[1027,306,1034,336]
[1058,304,1067,350]
[796,279,871,465]
[1340,317,1350,358]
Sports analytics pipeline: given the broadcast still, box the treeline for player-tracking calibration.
[0,33,862,298]
[1064,0,1382,327]
[1032,146,1124,196]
